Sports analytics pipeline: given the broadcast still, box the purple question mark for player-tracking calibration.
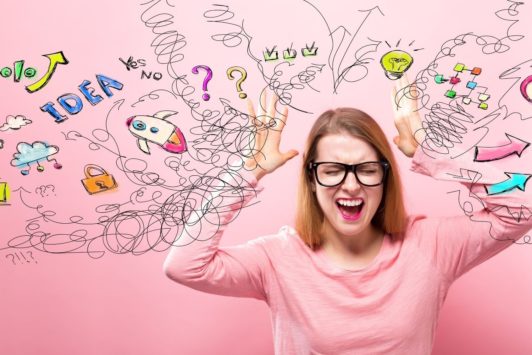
[192,65,213,101]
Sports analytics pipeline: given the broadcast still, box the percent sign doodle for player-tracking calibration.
[1,60,37,82]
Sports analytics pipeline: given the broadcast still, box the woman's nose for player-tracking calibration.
[341,171,361,191]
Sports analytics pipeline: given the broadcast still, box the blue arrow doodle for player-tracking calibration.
[485,173,532,195]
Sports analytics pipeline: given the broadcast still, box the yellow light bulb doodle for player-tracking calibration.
[380,50,413,80]
[226,66,248,99]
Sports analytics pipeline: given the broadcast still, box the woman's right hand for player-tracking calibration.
[244,92,299,181]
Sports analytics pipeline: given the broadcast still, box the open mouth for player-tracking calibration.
[336,198,364,220]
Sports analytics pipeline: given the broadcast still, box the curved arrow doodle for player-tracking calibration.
[485,172,532,195]
[474,133,530,162]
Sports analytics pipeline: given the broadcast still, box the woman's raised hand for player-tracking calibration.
[391,75,426,158]
[244,92,299,181]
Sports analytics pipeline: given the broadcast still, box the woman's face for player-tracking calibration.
[312,133,384,242]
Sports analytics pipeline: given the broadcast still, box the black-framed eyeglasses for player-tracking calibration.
[308,161,389,187]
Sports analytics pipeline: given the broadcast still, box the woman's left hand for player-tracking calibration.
[391,75,425,158]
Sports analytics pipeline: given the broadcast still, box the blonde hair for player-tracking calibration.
[295,108,407,249]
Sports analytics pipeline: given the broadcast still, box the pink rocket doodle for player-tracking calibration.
[126,111,187,154]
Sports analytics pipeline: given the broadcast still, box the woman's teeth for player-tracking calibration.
[337,199,363,207]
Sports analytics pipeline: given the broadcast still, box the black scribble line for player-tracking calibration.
[406,0,525,111]
[140,0,189,84]
[130,88,180,108]
[446,168,531,245]
[139,2,266,171]
[257,62,325,114]
[61,100,126,159]
[416,103,508,159]
[392,1,526,160]
[2,167,261,258]
[204,4,262,62]
[143,4,305,165]
[22,88,264,259]
[304,0,383,93]
[2,0,270,259]
[203,4,326,115]
[498,58,532,121]
[390,1,530,247]
[62,98,189,190]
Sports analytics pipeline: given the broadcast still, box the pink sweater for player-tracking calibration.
[164,148,532,354]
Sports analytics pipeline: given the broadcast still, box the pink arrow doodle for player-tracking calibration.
[474,133,530,162]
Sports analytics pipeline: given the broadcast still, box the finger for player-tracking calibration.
[269,106,287,148]
[395,74,406,94]
[247,98,256,122]
[393,136,400,146]
[263,94,281,150]
[391,86,398,112]
[409,81,419,110]
[281,149,299,163]
[401,72,409,86]
[394,78,410,111]
[268,93,279,126]
[273,105,289,133]
[255,95,267,150]
[277,106,289,131]
[393,114,413,142]
[257,91,269,145]
[409,114,425,142]
[245,98,260,152]
[259,90,267,117]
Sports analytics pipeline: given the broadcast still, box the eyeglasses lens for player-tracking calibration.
[316,162,385,186]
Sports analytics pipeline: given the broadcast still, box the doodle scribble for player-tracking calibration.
[407,1,525,111]
[393,1,527,160]
[203,4,324,114]
[2,0,530,268]
[447,167,531,244]
[1,167,259,259]
[140,0,188,82]
[498,59,532,119]
[304,0,383,93]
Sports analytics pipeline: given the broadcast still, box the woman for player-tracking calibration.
[164,79,531,354]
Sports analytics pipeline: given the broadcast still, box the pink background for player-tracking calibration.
[1,0,531,354]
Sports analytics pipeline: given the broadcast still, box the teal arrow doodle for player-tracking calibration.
[485,172,532,195]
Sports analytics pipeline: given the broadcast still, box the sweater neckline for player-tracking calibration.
[288,229,391,276]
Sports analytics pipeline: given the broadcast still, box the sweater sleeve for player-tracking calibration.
[409,147,532,282]
[163,168,270,301]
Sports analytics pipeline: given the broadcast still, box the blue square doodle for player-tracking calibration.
[466,81,477,89]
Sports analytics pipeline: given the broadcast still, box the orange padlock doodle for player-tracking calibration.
[81,164,118,195]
